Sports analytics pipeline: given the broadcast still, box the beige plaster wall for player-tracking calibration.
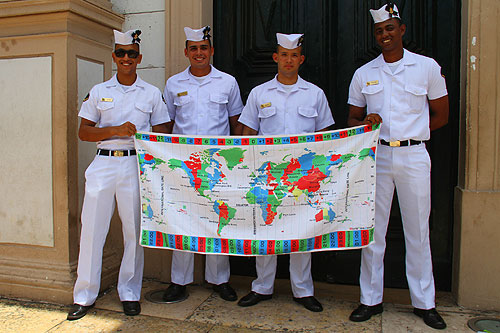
[0,56,53,246]
[454,0,500,310]
[454,189,500,309]
[0,32,79,304]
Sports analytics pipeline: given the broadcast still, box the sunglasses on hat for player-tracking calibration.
[114,48,140,59]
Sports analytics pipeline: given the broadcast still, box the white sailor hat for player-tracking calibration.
[113,29,141,45]
[276,33,304,50]
[184,26,211,42]
[369,3,401,24]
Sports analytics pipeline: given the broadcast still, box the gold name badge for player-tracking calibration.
[177,91,188,97]
[101,97,113,102]
[260,102,272,108]
[366,80,379,86]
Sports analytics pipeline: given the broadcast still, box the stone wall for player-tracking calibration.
[0,0,123,304]
[453,0,500,311]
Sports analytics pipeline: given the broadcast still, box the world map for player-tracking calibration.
[135,127,379,252]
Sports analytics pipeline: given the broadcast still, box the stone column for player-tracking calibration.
[454,0,500,310]
[0,0,123,304]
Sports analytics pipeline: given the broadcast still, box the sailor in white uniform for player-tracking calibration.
[68,29,171,320]
[162,26,244,302]
[238,33,334,312]
[347,4,449,330]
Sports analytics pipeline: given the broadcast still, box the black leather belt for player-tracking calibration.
[97,149,136,157]
[379,139,424,147]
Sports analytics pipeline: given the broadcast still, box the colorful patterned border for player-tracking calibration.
[141,228,374,255]
[135,124,380,146]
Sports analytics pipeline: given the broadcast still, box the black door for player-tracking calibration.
[214,0,460,291]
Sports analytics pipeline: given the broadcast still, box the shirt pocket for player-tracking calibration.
[297,106,318,133]
[134,102,153,129]
[208,93,229,115]
[173,95,192,107]
[361,84,384,112]
[97,101,114,111]
[258,106,281,134]
[405,84,428,113]
[173,95,193,122]
[97,101,115,125]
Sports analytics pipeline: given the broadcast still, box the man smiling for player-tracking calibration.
[162,26,243,303]
[347,3,449,330]
[68,29,171,320]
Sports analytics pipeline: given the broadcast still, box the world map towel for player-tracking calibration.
[135,124,379,255]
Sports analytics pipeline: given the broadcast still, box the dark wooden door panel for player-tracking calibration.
[214,0,333,101]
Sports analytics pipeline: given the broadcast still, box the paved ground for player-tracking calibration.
[1,277,498,332]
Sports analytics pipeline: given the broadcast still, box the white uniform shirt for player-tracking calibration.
[164,65,244,135]
[79,74,170,149]
[348,49,447,141]
[238,75,334,135]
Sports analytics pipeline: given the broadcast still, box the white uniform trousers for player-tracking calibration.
[73,155,144,306]
[359,144,435,309]
[252,253,314,297]
[171,251,230,285]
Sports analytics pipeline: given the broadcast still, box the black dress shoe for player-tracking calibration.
[349,303,383,322]
[213,283,237,301]
[67,303,95,321]
[293,296,323,312]
[413,308,447,330]
[162,283,188,302]
[237,291,272,307]
[122,301,141,316]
